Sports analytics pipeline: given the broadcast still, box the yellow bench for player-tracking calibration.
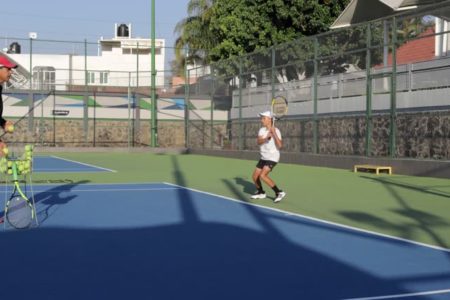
[354,164,392,175]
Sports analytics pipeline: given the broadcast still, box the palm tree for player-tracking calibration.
[173,0,216,76]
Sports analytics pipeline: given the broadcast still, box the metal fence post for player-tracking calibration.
[389,17,398,158]
[136,42,139,88]
[184,68,190,148]
[128,72,132,148]
[271,45,276,99]
[238,58,243,151]
[150,0,158,147]
[313,37,319,154]
[210,77,215,149]
[28,38,34,133]
[365,23,373,156]
[84,39,89,144]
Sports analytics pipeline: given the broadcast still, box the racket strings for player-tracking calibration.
[6,195,33,229]
[273,104,288,115]
[272,98,288,118]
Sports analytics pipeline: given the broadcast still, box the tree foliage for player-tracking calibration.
[173,0,351,76]
[209,0,350,61]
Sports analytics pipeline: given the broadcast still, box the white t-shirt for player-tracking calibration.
[258,127,282,162]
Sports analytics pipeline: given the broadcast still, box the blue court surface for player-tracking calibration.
[33,155,115,172]
[1,183,449,300]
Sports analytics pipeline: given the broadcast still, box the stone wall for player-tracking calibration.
[4,110,449,160]
[3,119,186,148]
[226,110,450,160]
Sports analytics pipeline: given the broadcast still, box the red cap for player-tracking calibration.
[0,56,18,69]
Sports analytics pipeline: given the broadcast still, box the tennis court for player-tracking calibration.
[32,156,116,173]
[1,152,449,299]
[2,182,450,299]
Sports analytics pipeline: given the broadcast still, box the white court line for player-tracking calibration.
[342,288,450,299]
[32,187,180,193]
[48,156,117,172]
[24,181,450,254]
[35,169,105,172]
[163,182,450,253]
[30,182,167,186]
[22,181,450,299]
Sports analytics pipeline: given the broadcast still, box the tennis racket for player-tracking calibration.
[4,160,35,229]
[271,95,288,127]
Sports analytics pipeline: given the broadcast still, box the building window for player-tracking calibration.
[87,71,108,85]
[33,66,55,90]
[100,72,109,84]
[88,72,95,84]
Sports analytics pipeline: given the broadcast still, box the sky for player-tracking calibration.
[1,0,191,65]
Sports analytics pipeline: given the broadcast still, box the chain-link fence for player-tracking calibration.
[2,3,450,158]
[186,2,450,160]
[1,34,188,147]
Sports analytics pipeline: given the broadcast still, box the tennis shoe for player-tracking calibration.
[251,192,266,199]
[274,191,286,203]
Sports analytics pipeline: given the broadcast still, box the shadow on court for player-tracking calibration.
[0,216,426,299]
[339,175,450,250]
[233,176,255,198]
[0,180,89,221]
[34,180,90,223]
[1,163,449,299]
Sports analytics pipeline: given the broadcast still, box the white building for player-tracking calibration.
[5,24,165,91]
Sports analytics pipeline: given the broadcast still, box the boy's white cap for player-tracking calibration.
[258,110,273,118]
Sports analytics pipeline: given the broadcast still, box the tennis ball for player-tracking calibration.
[25,145,32,151]
[7,161,12,168]
[6,124,14,133]
[2,147,8,156]
[7,169,12,175]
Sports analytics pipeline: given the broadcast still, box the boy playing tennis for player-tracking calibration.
[251,110,286,203]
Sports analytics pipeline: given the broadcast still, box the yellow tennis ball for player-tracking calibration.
[7,169,12,175]
[6,124,14,133]
[2,147,8,156]
[25,145,32,151]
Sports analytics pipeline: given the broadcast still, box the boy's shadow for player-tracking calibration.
[234,177,254,194]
